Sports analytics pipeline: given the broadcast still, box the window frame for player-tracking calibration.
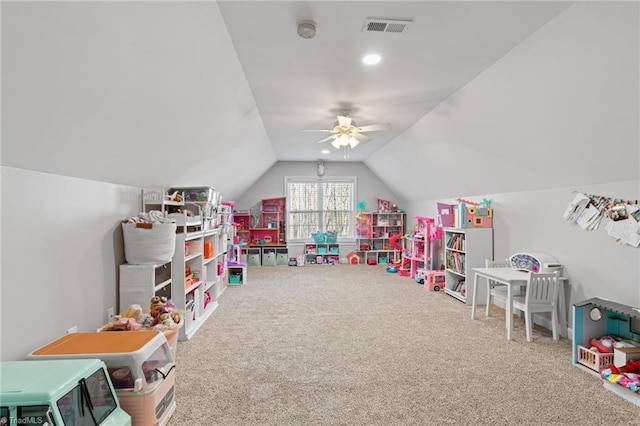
[284,176,357,242]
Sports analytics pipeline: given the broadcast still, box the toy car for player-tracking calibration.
[424,270,446,291]
[1,359,131,425]
[28,331,176,426]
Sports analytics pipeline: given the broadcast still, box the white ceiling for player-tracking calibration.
[2,1,593,201]
[217,1,573,162]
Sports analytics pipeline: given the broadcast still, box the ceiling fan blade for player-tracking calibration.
[300,129,335,133]
[337,115,352,128]
[316,135,337,143]
[352,133,371,143]
[356,123,392,132]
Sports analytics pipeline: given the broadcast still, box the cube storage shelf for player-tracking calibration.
[354,212,405,265]
[242,245,289,266]
[305,243,339,265]
[228,264,247,285]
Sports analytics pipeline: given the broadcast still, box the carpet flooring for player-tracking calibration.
[170,264,638,425]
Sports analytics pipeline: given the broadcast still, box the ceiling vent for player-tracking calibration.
[362,18,412,34]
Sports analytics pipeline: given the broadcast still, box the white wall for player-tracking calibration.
[234,161,400,212]
[372,2,640,323]
[1,167,140,360]
[234,161,403,260]
[404,181,640,322]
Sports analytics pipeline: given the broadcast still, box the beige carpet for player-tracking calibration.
[170,265,638,425]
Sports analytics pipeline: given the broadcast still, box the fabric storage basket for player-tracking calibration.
[122,222,177,265]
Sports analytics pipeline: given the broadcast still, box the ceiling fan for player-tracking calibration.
[302,115,392,150]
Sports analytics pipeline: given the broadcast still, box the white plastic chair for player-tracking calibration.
[484,259,514,317]
[512,271,561,342]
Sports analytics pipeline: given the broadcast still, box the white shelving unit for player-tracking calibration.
[141,188,184,215]
[443,227,493,305]
[121,188,229,342]
[172,224,227,341]
[119,262,173,314]
[304,243,340,265]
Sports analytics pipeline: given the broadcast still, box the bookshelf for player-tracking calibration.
[443,228,493,304]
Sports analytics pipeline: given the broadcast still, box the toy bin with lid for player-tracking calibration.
[27,331,175,426]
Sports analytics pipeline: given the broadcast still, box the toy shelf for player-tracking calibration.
[443,228,493,305]
[354,211,405,265]
[305,243,340,265]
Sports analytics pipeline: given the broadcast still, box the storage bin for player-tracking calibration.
[577,345,614,372]
[229,274,242,284]
[276,252,289,265]
[204,242,213,258]
[122,222,177,265]
[318,247,327,254]
[262,252,277,266]
[248,254,261,266]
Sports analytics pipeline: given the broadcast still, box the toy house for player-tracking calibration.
[448,198,494,229]
[347,251,361,264]
[465,206,493,228]
[435,202,456,228]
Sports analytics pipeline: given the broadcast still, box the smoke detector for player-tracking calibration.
[297,20,317,39]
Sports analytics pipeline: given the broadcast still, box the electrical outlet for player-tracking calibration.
[107,307,115,323]
[67,326,77,334]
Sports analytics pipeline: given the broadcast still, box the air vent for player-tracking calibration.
[362,18,412,34]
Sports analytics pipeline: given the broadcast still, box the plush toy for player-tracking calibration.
[162,299,175,314]
[152,311,183,331]
[100,315,141,332]
[150,296,167,318]
[170,311,183,327]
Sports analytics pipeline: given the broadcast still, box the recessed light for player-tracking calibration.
[321,149,330,154]
[362,54,381,65]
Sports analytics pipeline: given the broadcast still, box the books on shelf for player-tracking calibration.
[446,233,465,251]
[446,251,465,274]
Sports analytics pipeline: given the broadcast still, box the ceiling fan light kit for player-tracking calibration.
[302,114,391,155]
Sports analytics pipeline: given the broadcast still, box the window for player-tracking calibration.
[57,368,118,425]
[286,177,355,240]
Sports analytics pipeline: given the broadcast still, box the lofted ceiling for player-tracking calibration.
[2,1,583,201]
[217,1,573,162]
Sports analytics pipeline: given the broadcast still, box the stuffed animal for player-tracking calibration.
[149,296,167,318]
[100,315,141,332]
[170,310,183,327]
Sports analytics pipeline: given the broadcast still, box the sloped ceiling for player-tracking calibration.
[367,1,639,202]
[5,1,635,204]
[1,1,275,200]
